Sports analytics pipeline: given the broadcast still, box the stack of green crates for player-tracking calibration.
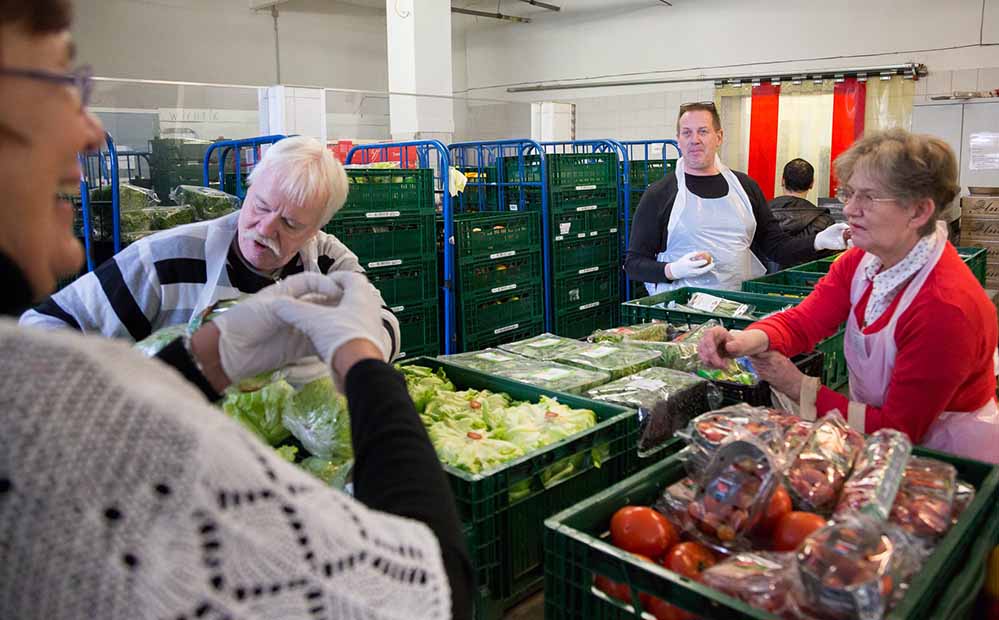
[326,167,439,359]
[622,159,676,301]
[149,138,216,205]
[503,152,622,338]
[456,166,498,212]
[450,210,545,351]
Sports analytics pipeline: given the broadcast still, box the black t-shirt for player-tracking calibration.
[623,171,819,283]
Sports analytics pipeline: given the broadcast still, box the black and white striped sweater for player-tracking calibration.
[20,212,401,359]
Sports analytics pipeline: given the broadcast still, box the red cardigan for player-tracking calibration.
[751,244,998,443]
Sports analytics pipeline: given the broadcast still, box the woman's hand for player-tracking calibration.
[697,327,770,368]
[750,351,805,402]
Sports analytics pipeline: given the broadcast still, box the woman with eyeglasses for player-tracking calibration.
[698,129,999,463]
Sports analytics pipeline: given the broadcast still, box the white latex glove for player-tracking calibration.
[271,272,390,368]
[212,272,342,383]
[814,222,851,251]
[666,251,715,281]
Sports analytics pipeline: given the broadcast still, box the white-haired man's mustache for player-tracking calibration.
[240,230,281,256]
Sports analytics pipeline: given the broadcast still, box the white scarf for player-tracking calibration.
[862,234,936,327]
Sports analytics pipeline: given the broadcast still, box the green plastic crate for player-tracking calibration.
[544,446,999,620]
[401,358,677,614]
[457,166,499,212]
[460,320,545,353]
[341,167,433,213]
[553,271,620,316]
[367,258,438,312]
[958,246,988,287]
[325,212,435,270]
[457,250,543,297]
[742,270,827,297]
[518,186,618,213]
[554,303,619,340]
[458,284,545,342]
[552,205,619,241]
[624,159,676,187]
[396,301,440,359]
[925,498,999,620]
[452,211,543,264]
[504,153,618,190]
[621,287,847,390]
[553,232,620,277]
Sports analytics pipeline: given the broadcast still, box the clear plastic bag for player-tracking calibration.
[795,514,919,620]
[585,367,720,455]
[951,480,976,526]
[889,456,958,541]
[654,476,699,529]
[496,332,590,361]
[170,184,241,220]
[441,349,611,395]
[588,322,678,344]
[834,429,912,521]
[784,411,864,515]
[684,434,781,553]
[679,405,787,480]
[702,552,798,617]
[555,342,662,380]
[118,183,161,211]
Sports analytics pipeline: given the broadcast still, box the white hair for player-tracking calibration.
[247,135,349,227]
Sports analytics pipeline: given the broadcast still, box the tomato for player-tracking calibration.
[593,574,631,604]
[772,511,827,552]
[754,485,792,536]
[610,506,678,559]
[640,594,695,620]
[662,542,717,581]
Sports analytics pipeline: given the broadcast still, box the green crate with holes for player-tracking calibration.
[366,258,438,311]
[456,250,543,297]
[551,205,619,241]
[340,168,434,213]
[553,271,620,317]
[552,232,620,277]
[325,212,435,270]
[451,211,543,264]
[553,303,619,340]
[458,285,545,346]
[502,153,618,190]
[396,301,440,360]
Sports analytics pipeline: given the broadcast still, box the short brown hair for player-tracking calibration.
[834,128,959,236]
[0,0,72,33]
[676,101,722,134]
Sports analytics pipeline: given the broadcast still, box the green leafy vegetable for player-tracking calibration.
[398,364,455,412]
[133,323,189,356]
[222,379,295,446]
[590,323,676,343]
[301,456,352,488]
[275,445,299,462]
[427,424,524,474]
[169,184,241,220]
[556,342,661,380]
[282,377,353,461]
[497,333,591,361]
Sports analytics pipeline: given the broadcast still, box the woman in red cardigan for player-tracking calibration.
[698,129,999,463]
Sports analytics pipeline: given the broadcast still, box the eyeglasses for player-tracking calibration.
[679,100,717,113]
[834,187,898,209]
[0,65,94,108]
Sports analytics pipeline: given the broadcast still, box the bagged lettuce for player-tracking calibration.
[281,376,353,461]
[118,183,160,211]
[442,350,610,394]
[170,184,241,220]
[222,379,295,446]
[133,323,189,356]
[498,333,591,361]
[589,322,677,344]
[145,205,197,230]
[439,348,522,374]
[428,424,524,474]
[555,342,661,380]
[398,364,455,412]
[301,456,352,489]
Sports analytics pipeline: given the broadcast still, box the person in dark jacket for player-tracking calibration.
[770,158,836,240]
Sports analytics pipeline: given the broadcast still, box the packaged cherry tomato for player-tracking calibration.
[654,476,700,529]
[889,456,958,541]
[783,419,814,457]
[784,412,864,516]
[684,434,780,553]
[795,515,917,620]
[701,552,797,617]
[680,404,786,480]
[834,429,912,521]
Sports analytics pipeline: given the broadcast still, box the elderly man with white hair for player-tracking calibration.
[20,135,401,360]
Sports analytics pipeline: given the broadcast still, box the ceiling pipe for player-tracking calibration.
[517,0,560,10]
[451,7,531,23]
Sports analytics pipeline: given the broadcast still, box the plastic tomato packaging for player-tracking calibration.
[654,476,700,529]
[784,412,864,515]
[889,456,959,541]
[951,479,976,525]
[701,552,797,617]
[680,404,786,480]
[834,429,912,521]
[684,434,780,553]
[795,514,918,620]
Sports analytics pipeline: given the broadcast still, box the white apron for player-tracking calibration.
[646,156,766,295]
[844,221,999,463]
[192,211,327,388]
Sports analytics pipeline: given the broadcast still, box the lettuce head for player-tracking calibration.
[281,376,353,461]
[222,379,295,446]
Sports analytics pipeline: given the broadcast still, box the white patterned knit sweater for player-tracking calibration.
[0,320,449,620]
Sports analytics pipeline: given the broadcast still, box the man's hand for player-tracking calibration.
[666,251,715,280]
[750,350,806,402]
[696,326,770,369]
[814,223,851,251]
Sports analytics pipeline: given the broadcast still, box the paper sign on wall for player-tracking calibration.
[970,132,999,171]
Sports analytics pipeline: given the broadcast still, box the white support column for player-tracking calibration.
[531,102,575,142]
[386,0,454,141]
[258,86,327,144]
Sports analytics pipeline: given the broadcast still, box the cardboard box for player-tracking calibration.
[962,196,999,217]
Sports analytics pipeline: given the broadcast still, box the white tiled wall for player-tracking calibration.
[573,86,712,142]
[915,66,999,103]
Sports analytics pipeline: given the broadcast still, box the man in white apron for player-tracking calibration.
[20,136,402,364]
[623,102,849,294]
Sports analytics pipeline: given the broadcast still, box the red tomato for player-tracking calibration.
[662,542,717,581]
[610,506,678,559]
[754,485,792,536]
[593,574,630,604]
[772,511,826,552]
[640,594,695,620]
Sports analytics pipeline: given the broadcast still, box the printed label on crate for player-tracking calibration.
[559,222,572,235]
[493,323,520,335]
[490,250,517,260]
[577,233,586,238]
[365,211,401,219]
[581,345,617,358]
[610,227,618,233]
[590,231,598,236]
[527,337,563,349]
[491,284,518,294]
[476,352,514,362]
[579,301,601,311]
[555,235,565,241]
[576,205,598,212]
[578,266,600,274]
[631,378,667,391]
[369,259,403,268]
[391,305,405,313]
[508,203,519,211]
[536,368,572,381]
[397,351,408,358]
[575,184,597,191]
